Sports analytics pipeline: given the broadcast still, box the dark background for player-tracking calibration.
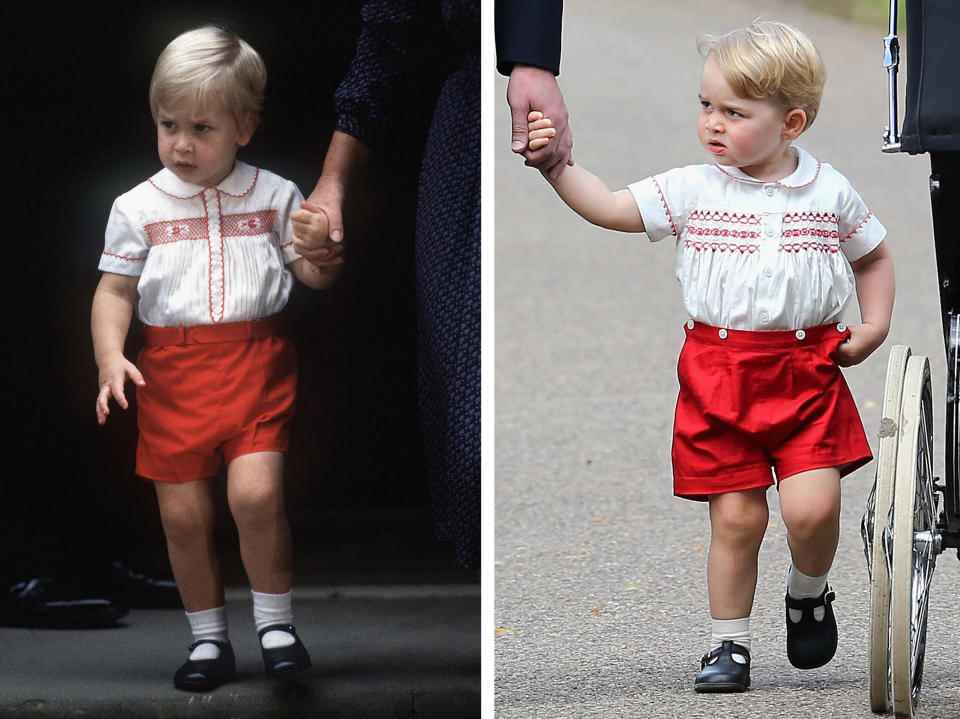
[1,3,471,586]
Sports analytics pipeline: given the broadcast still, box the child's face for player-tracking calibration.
[156,98,255,188]
[697,55,798,175]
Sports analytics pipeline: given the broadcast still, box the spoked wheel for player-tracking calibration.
[862,345,911,713]
[890,355,939,718]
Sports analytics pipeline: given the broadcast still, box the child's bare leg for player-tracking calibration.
[778,467,841,576]
[154,479,223,611]
[707,488,769,619]
[226,451,292,593]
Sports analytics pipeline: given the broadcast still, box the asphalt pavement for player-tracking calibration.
[495,1,960,717]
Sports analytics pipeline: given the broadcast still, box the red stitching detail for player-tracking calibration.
[651,178,678,237]
[688,210,760,224]
[842,212,873,242]
[103,250,147,262]
[782,227,841,240]
[684,239,759,253]
[686,225,761,240]
[783,211,839,224]
[218,167,259,198]
[148,177,204,200]
[212,192,226,323]
[143,217,209,246]
[221,210,277,238]
[779,242,840,253]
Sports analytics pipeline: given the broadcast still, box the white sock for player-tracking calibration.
[711,616,751,660]
[786,564,828,622]
[252,590,296,649]
[186,606,228,661]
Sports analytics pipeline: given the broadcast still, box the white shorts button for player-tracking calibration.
[795,329,806,340]
[718,328,728,339]
[686,319,695,329]
[837,323,847,332]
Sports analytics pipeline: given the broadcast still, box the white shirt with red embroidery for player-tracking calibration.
[99,161,303,327]
[628,146,886,331]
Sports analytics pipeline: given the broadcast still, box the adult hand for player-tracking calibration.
[506,64,573,180]
[292,175,346,268]
[96,353,145,425]
[834,323,887,367]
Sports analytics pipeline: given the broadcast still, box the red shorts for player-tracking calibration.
[672,321,873,501]
[135,316,297,483]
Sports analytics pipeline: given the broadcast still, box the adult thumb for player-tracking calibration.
[510,104,528,153]
[326,205,345,243]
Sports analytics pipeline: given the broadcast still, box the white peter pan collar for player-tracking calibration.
[148,160,259,199]
[713,146,821,189]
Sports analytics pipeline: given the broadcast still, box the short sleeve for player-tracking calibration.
[838,181,886,262]
[98,199,149,276]
[627,166,699,243]
[277,181,306,265]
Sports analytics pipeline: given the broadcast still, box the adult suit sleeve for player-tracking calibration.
[495,0,563,76]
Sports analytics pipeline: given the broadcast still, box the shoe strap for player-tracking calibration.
[785,588,835,610]
[701,640,751,667]
[188,638,230,652]
[257,622,298,640]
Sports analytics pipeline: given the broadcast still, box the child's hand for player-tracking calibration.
[834,323,888,367]
[96,353,145,425]
[527,111,557,152]
[291,202,345,269]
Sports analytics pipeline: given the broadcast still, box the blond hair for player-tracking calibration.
[149,26,266,120]
[697,20,826,130]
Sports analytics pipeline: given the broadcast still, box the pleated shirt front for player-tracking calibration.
[98,161,303,327]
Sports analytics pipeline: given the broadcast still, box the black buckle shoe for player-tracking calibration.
[173,640,236,692]
[785,585,837,669]
[259,623,312,677]
[694,640,751,693]
[0,577,128,629]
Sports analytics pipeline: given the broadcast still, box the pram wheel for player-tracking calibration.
[863,345,911,713]
[890,355,938,718]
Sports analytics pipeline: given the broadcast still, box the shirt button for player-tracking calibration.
[837,323,847,332]
[763,184,776,196]
[718,328,728,339]
[686,319,695,330]
[763,267,773,278]
[759,311,769,323]
[765,227,776,237]
[795,329,806,340]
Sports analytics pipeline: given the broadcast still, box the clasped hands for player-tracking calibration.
[291,176,346,269]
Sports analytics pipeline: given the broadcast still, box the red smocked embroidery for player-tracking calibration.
[780,242,840,253]
[208,192,226,324]
[222,210,277,238]
[143,217,209,246]
[842,212,873,242]
[103,250,147,262]
[782,227,841,241]
[684,239,759,253]
[686,225,761,240]
[651,178,678,237]
[688,210,760,225]
[783,211,839,224]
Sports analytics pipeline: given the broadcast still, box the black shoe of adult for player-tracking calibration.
[0,577,128,629]
[109,561,182,609]
[259,624,312,677]
[786,585,838,669]
[693,640,751,693]
[174,640,236,692]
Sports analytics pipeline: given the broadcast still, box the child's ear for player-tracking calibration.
[236,112,259,147]
[783,108,807,140]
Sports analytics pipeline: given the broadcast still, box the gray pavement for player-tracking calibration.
[0,584,479,718]
[495,1,960,717]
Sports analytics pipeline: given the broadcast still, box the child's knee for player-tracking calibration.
[782,500,839,541]
[229,482,284,529]
[159,500,215,544]
[710,493,768,545]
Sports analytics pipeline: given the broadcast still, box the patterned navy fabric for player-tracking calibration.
[335,0,480,569]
